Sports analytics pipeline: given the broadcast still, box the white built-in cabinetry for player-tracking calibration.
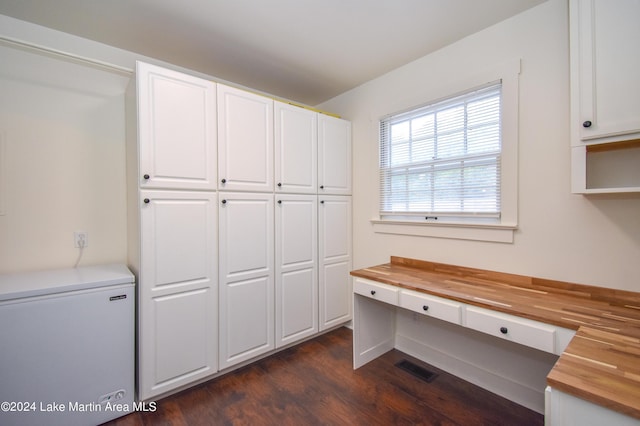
[317,115,352,330]
[319,195,352,330]
[570,0,640,193]
[353,277,575,369]
[275,193,318,347]
[128,61,352,399]
[217,93,352,369]
[126,62,218,400]
[319,114,352,195]
[545,386,640,426]
[218,192,274,369]
[275,101,318,194]
[217,84,274,192]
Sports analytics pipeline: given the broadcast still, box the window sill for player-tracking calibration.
[370,219,517,243]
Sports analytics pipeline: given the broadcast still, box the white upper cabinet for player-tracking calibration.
[274,101,318,194]
[318,114,352,195]
[570,0,640,193]
[217,84,274,192]
[571,0,640,143]
[134,61,217,190]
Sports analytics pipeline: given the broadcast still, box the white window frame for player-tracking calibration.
[371,59,520,243]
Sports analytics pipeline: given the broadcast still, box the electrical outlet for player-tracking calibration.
[74,231,88,248]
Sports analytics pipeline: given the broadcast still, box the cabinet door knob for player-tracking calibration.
[583,120,592,128]
[277,200,282,204]
[143,198,150,204]
[500,327,508,334]
[221,199,227,204]
[320,200,325,204]
[320,185,324,189]
[370,290,376,296]
[423,305,429,311]
[143,174,150,180]
[277,182,282,187]
[221,178,226,184]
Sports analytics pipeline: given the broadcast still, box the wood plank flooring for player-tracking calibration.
[104,327,542,426]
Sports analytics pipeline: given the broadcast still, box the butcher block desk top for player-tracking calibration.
[350,256,640,420]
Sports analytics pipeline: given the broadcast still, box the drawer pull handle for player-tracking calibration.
[422,305,429,311]
[370,290,376,296]
[500,327,508,334]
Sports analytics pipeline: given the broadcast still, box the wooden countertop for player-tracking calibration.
[350,256,640,420]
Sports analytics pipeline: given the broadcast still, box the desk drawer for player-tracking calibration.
[465,306,556,353]
[353,278,399,305]
[399,289,462,325]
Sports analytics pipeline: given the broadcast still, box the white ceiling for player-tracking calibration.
[0,0,546,105]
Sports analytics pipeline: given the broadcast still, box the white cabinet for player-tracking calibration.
[275,194,318,347]
[136,191,218,400]
[353,279,396,369]
[274,101,318,194]
[319,195,352,330]
[353,277,399,306]
[465,305,557,354]
[126,61,218,401]
[399,288,462,325]
[570,0,640,193]
[218,192,274,369]
[545,386,640,426]
[217,84,273,192]
[318,114,352,195]
[131,61,217,190]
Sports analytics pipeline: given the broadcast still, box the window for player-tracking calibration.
[379,82,502,222]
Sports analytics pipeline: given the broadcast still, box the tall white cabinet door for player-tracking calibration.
[318,195,352,330]
[138,190,217,400]
[572,0,640,142]
[275,194,318,348]
[274,101,318,194]
[218,192,274,369]
[136,61,217,190]
[217,84,274,192]
[318,114,352,195]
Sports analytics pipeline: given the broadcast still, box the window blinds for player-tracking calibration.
[379,82,502,219]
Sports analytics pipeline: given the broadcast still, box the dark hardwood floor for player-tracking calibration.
[104,327,542,425]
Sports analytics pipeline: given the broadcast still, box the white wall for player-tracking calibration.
[0,44,130,272]
[0,14,203,273]
[319,0,640,291]
[0,14,235,274]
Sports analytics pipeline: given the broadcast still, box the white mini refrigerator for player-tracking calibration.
[0,264,135,426]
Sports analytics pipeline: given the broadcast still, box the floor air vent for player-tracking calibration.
[395,359,438,383]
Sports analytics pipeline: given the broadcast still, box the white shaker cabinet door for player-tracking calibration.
[218,192,274,369]
[275,194,318,347]
[572,0,640,142]
[138,190,218,400]
[274,101,318,194]
[318,114,352,195]
[135,61,217,190]
[318,195,352,330]
[217,84,273,192]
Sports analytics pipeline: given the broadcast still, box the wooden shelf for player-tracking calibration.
[586,138,640,153]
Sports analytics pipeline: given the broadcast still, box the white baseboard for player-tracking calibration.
[395,333,545,413]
